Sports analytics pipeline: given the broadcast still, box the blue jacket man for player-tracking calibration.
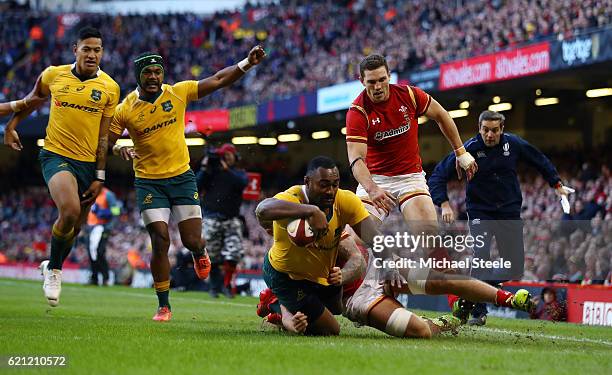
[428,110,573,324]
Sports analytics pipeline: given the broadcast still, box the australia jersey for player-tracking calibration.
[345,84,431,176]
[42,64,120,162]
[268,185,370,285]
[110,81,199,179]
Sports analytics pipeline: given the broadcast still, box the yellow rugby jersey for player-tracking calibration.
[268,185,370,285]
[110,81,199,179]
[42,64,120,162]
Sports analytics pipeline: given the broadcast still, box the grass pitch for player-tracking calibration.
[1,279,611,375]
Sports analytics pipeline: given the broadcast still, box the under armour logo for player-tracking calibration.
[503,142,510,156]
[371,117,381,126]
[150,58,156,63]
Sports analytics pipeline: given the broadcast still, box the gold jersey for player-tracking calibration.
[110,81,199,179]
[42,64,120,162]
[268,185,370,285]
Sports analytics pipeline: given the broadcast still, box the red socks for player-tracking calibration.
[223,261,236,288]
[495,289,514,307]
[447,294,459,309]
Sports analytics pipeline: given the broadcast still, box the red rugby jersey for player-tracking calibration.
[346,84,431,176]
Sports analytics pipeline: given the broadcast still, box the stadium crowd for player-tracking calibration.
[1,147,610,286]
[1,0,611,111]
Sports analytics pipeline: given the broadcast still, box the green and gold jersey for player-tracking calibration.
[42,64,120,162]
[268,185,370,285]
[110,81,199,179]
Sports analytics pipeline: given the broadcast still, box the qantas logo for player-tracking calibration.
[136,117,177,135]
[54,99,100,113]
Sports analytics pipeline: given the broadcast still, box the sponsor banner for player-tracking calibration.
[439,42,550,90]
[230,105,257,130]
[317,73,398,114]
[242,172,262,201]
[185,109,229,134]
[256,92,317,124]
[408,68,440,92]
[566,286,612,326]
[550,28,612,70]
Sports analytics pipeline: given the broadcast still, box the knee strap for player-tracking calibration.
[385,308,413,337]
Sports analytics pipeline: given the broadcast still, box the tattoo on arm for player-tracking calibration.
[338,240,366,285]
[96,135,108,170]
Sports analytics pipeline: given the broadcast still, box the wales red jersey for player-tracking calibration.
[346,84,431,176]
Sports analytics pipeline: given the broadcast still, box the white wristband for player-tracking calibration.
[95,169,106,182]
[237,58,251,72]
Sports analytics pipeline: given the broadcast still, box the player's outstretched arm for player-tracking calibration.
[196,45,266,99]
[3,75,49,151]
[255,198,328,233]
[425,98,477,180]
[347,142,395,214]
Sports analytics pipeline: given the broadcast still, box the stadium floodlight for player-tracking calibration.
[36,139,45,147]
[488,102,512,112]
[312,131,330,140]
[258,137,277,146]
[278,134,301,142]
[340,127,347,135]
[586,88,612,98]
[116,139,134,146]
[418,116,428,124]
[185,138,206,146]
[459,101,470,109]
[492,96,501,103]
[534,97,559,106]
[448,109,469,118]
[232,136,258,145]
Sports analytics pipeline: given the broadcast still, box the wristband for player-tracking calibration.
[95,169,106,182]
[10,99,25,112]
[454,145,466,156]
[237,58,251,72]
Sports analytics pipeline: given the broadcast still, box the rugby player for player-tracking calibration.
[3,27,120,307]
[108,46,265,321]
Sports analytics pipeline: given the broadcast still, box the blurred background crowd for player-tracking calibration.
[2,0,611,110]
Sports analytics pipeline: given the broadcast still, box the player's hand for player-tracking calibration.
[367,185,396,215]
[119,146,139,161]
[307,206,329,234]
[327,266,342,285]
[247,45,266,66]
[555,184,575,196]
[456,151,478,181]
[220,159,229,171]
[291,311,308,334]
[81,180,104,206]
[376,262,407,288]
[440,201,455,224]
[4,128,23,151]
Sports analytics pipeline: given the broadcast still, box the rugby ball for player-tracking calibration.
[286,218,316,247]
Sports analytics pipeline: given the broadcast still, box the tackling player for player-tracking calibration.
[3,27,120,307]
[108,46,266,321]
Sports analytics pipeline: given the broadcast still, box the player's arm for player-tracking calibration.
[255,198,328,233]
[331,235,366,286]
[3,74,49,151]
[196,45,266,99]
[351,216,405,286]
[425,98,478,180]
[81,116,113,206]
[347,138,395,214]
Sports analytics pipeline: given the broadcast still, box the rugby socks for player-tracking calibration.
[154,280,171,309]
[447,294,459,309]
[48,225,74,270]
[494,289,514,307]
[223,260,236,289]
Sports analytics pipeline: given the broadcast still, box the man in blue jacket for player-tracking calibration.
[428,110,574,325]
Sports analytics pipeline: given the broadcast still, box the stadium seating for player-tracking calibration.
[1,0,610,110]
